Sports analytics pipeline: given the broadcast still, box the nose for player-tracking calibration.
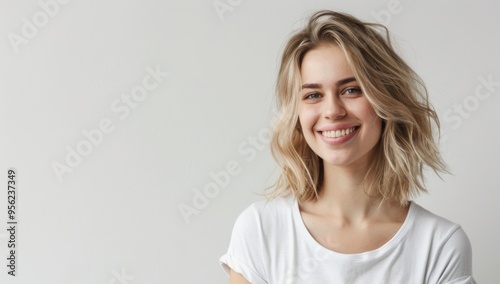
[323,95,346,119]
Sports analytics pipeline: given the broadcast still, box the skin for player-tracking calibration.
[299,45,382,170]
[229,44,409,282]
[229,269,251,284]
[298,44,409,254]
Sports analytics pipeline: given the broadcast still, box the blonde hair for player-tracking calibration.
[269,10,447,205]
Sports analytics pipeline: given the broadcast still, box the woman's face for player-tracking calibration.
[298,44,382,169]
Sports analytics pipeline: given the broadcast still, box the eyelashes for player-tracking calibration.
[304,92,322,100]
[302,87,363,100]
[343,87,362,95]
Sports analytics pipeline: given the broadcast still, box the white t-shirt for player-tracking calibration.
[220,196,475,284]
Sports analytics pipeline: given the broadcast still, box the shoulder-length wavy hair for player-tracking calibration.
[269,10,447,205]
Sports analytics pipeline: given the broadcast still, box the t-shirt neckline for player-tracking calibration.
[291,197,417,259]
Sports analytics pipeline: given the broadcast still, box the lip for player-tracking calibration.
[316,124,359,132]
[316,125,359,145]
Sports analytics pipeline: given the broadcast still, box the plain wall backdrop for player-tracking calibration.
[1,0,498,283]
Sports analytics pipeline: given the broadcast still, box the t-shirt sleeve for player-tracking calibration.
[219,204,268,284]
[435,226,476,284]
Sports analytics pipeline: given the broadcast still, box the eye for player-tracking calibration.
[303,92,322,100]
[342,87,362,96]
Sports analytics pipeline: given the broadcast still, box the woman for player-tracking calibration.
[220,10,475,284]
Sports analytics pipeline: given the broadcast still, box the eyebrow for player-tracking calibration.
[301,77,357,89]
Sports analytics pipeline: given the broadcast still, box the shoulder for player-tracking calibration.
[232,195,296,234]
[409,202,472,250]
[412,203,472,256]
[410,202,462,238]
[408,203,474,282]
[245,194,296,214]
[220,196,297,283]
[227,195,299,255]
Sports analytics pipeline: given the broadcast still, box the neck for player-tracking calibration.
[314,162,380,221]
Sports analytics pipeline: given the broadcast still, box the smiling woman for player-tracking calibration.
[219,10,476,284]
[298,45,383,171]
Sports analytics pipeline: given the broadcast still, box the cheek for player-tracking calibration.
[365,111,381,128]
[298,107,318,146]
[361,106,383,137]
[298,106,318,130]
[354,101,379,123]
[297,118,307,140]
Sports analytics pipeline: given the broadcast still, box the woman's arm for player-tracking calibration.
[229,269,251,284]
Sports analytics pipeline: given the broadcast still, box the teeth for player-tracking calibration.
[322,127,356,138]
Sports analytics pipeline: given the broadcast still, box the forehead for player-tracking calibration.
[300,44,353,83]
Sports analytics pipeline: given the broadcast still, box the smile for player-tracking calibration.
[321,127,357,138]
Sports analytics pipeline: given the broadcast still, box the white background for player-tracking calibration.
[1,0,498,283]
